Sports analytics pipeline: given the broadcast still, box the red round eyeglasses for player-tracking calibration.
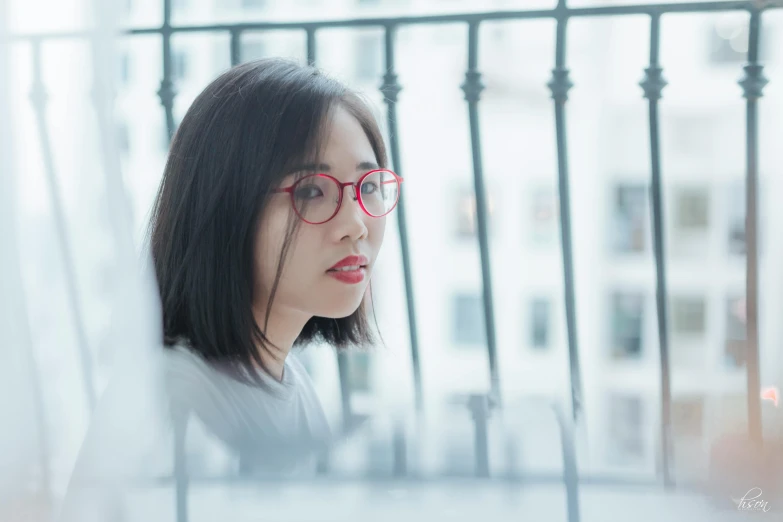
[273,169,404,225]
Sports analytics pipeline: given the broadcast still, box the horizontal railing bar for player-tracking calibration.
[7,0,783,42]
[72,472,708,493]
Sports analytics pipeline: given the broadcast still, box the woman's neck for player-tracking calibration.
[251,302,311,382]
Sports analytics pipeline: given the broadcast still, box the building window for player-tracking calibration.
[529,298,551,350]
[452,294,486,346]
[607,394,645,465]
[349,352,371,392]
[611,183,647,254]
[456,189,494,239]
[172,50,188,82]
[530,186,558,247]
[725,296,746,368]
[671,296,706,338]
[673,187,709,231]
[671,397,704,438]
[610,292,644,360]
[355,33,382,82]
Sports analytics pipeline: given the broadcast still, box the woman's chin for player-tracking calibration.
[316,300,363,320]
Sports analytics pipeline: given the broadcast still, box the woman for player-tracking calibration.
[147,57,402,476]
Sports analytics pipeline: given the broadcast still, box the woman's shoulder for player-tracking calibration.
[163,341,211,379]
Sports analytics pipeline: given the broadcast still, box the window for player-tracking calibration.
[671,397,704,438]
[452,294,486,346]
[172,50,188,82]
[674,187,709,231]
[530,186,558,247]
[529,298,551,350]
[607,394,645,465]
[355,33,383,83]
[725,296,747,368]
[348,352,371,392]
[455,189,494,239]
[728,182,746,256]
[611,183,647,254]
[671,296,706,338]
[610,292,644,360]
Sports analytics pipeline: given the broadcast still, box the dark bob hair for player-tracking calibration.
[147,58,388,384]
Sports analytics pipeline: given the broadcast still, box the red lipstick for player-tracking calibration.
[326,254,369,284]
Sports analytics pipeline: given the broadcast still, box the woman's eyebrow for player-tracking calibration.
[287,161,379,173]
[356,161,380,171]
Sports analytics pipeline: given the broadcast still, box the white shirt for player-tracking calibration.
[163,343,332,477]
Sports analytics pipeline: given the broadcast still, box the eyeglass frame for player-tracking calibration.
[272,168,404,225]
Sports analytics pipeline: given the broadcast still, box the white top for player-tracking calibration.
[163,343,332,477]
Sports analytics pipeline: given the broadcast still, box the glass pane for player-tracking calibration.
[610,184,647,254]
[606,394,646,466]
[674,187,709,230]
[672,296,706,337]
[455,188,494,239]
[611,292,644,360]
[452,294,485,346]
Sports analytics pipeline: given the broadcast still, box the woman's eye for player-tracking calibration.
[361,182,379,195]
[293,185,324,200]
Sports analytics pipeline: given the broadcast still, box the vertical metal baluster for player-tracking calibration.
[468,394,491,478]
[29,39,97,412]
[461,20,501,405]
[547,0,582,422]
[738,8,767,447]
[552,403,581,522]
[381,24,424,413]
[306,26,316,66]
[158,0,177,141]
[230,29,242,66]
[640,13,673,489]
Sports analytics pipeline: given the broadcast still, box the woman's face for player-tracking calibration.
[254,104,387,322]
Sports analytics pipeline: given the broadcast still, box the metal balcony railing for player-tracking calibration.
[7,0,783,520]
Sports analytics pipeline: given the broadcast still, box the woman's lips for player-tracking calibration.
[326,266,366,284]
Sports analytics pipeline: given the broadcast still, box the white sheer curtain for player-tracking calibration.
[0,0,164,519]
